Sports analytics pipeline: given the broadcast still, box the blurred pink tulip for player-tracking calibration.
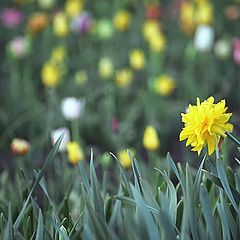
[112,117,119,134]
[1,8,24,28]
[233,38,240,65]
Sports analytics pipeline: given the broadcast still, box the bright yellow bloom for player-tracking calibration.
[113,10,131,32]
[67,142,84,165]
[180,1,213,35]
[41,63,60,87]
[65,0,83,18]
[180,97,233,155]
[53,12,69,37]
[143,126,160,151]
[155,74,175,96]
[149,32,166,53]
[50,46,66,64]
[117,149,135,169]
[143,20,160,41]
[129,49,145,70]
[195,1,213,25]
[98,57,114,79]
[115,69,133,87]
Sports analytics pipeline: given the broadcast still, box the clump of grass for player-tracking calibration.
[0,136,240,239]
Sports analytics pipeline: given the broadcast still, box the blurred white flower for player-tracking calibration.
[61,97,85,121]
[38,0,55,9]
[214,39,230,60]
[194,25,214,52]
[8,36,30,58]
[51,127,70,152]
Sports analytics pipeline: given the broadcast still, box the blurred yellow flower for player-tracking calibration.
[180,0,213,35]
[113,10,131,32]
[149,33,166,53]
[75,70,88,85]
[65,0,84,18]
[196,1,213,25]
[155,74,175,96]
[11,138,30,156]
[129,49,145,70]
[180,2,196,35]
[143,125,160,151]
[50,46,66,64]
[117,149,135,169]
[67,141,84,165]
[41,63,60,87]
[143,20,160,41]
[180,97,233,155]
[98,57,114,79]
[115,69,133,87]
[53,12,69,37]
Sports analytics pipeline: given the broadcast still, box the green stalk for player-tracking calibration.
[23,57,33,106]
[71,120,80,142]
[226,132,240,146]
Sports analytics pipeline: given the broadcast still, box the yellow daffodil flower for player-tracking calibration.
[180,97,233,155]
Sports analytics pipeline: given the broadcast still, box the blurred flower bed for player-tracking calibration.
[2,1,240,239]
[1,0,240,167]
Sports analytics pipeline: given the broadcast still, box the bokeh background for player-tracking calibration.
[1,0,240,170]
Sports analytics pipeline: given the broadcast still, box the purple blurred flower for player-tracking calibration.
[1,8,24,28]
[70,12,92,34]
[233,38,240,65]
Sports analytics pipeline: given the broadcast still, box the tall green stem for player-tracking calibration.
[226,132,240,146]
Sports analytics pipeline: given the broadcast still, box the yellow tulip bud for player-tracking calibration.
[149,32,166,53]
[117,149,135,169]
[142,20,160,41]
[113,10,131,32]
[98,57,114,79]
[143,126,160,151]
[129,49,145,70]
[53,12,69,37]
[41,63,60,87]
[65,0,83,18]
[155,74,175,96]
[50,46,66,64]
[67,141,84,165]
[196,1,213,25]
[115,69,133,88]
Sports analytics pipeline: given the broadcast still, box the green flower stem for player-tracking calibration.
[23,57,34,106]
[226,132,240,146]
[10,59,20,102]
[71,120,80,142]
[46,88,57,143]
[215,135,220,161]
